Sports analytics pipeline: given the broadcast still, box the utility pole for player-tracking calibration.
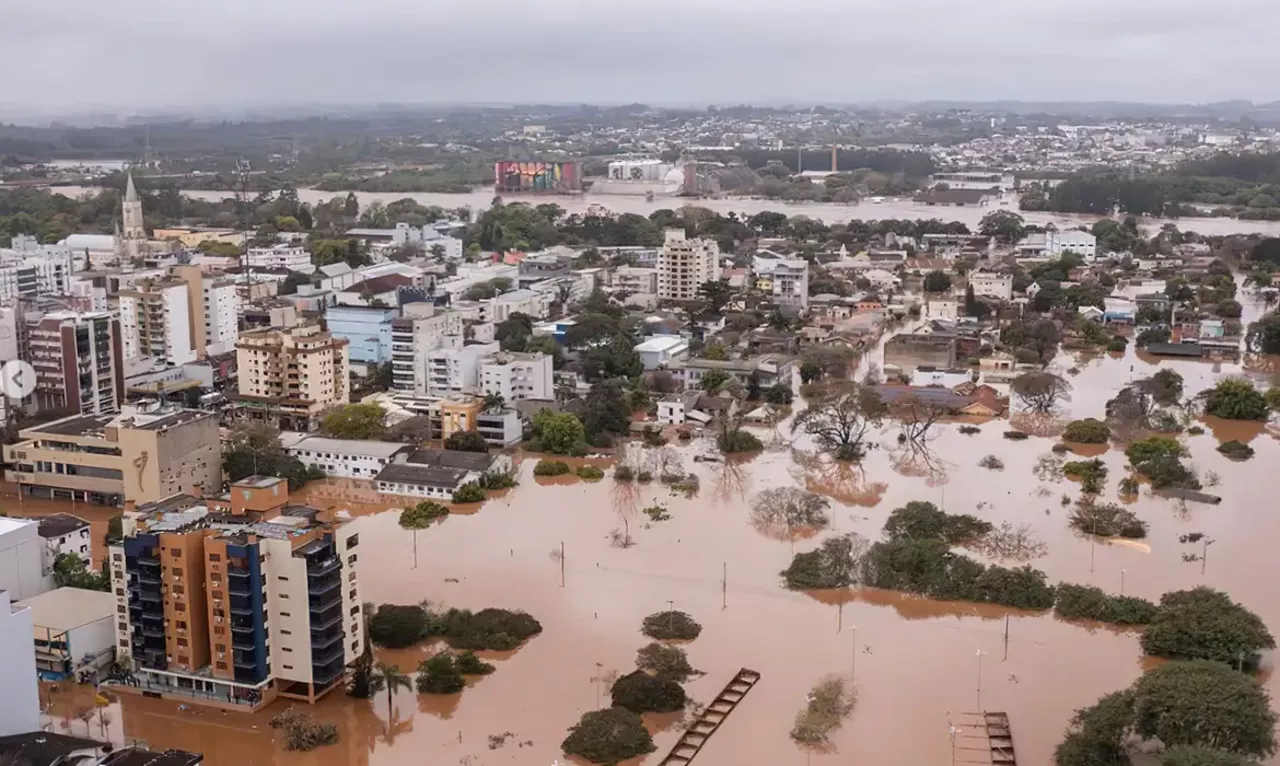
[560,542,565,587]
[721,562,727,609]
[851,625,858,681]
[1120,569,1126,596]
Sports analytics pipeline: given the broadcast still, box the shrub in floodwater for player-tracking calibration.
[641,610,702,641]
[717,427,763,454]
[1107,336,1127,353]
[1141,587,1276,667]
[860,537,1055,610]
[610,670,686,713]
[1186,425,1206,436]
[534,459,572,476]
[613,465,635,481]
[1003,430,1029,440]
[271,710,340,752]
[1119,477,1140,497]
[1064,459,1108,494]
[1217,440,1255,460]
[979,454,1005,470]
[637,470,654,483]
[369,604,429,648]
[1052,443,1071,454]
[958,425,981,435]
[781,535,859,590]
[1054,583,1158,625]
[576,465,605,480]
[1063,418,1112,444]
[477,469,519,490]
[791,676,857,744]
[426,607,543,651]
[635,642,696,683]
[454,650,496,676]
[883,501,992,546]
[643,504,670,522]
[451,482,486,503]
[1069,501,1148,539]
[561,707,655,765]
[416,653,465,694]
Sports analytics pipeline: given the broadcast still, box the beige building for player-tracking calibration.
[235,322,350,431]
[3,403,220,506]
[24,310,124,416]
[657,228,720,302]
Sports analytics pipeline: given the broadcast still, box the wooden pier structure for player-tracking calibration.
[655,668,760,766]
[950,711,1017,765]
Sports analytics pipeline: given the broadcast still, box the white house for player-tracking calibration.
[656,391,701,426]
[19,586,116,681]
[35,514,92,571]
[373,450,511,499]
[0,590,39,735]
[287,437,413,479]
[1018,230,1098,260]
[968,273,1014,302]
[635,336,690,370]
[479,351,554,402]
[0,518,53,601]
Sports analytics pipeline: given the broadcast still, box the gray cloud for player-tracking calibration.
[3,0,1279,118]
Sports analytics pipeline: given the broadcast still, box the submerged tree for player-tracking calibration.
[792,384,886,461]
[1011,372,1072,414]
[750,487,831,540]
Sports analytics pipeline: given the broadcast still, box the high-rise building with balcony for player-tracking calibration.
[24,310,124,415]
[657,228,720,302]
[117,279,196,366]
[108,477,363,710]
[235,322,350,431]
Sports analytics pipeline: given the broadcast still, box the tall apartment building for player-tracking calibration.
[236,323,350,431]
[3,403,221,506]
[0,589,40,735]
[657,228,720,302]
[426,342,499,397]
[108,476,364,709]
[609,266,658,295]
[0,245,74,303]
[118,279,197,366]
[754,257,810,312]
[173,266,241,358]
[478,351,553,402]
[25,310,124,415]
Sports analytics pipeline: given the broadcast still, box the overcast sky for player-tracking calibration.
[4,0,1278,117]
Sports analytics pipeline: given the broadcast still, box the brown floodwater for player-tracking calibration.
[22,288,1280,766]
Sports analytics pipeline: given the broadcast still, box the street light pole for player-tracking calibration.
[976,650,985,712]
[1120,569,1126,596]
[851,626,858,682]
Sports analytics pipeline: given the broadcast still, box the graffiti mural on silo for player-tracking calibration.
[494,160,581,193]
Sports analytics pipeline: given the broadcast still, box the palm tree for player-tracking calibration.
[482,393,505,412]
[369,662,412,720]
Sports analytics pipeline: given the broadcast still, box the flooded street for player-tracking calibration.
[49,184,1280,235]
[19,289,1279,766]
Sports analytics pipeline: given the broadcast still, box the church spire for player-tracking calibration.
[125,172,139,204]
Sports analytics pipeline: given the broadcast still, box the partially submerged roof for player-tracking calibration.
[35,513,90,539]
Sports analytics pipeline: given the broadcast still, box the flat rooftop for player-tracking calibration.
[18,586,116,631]
[289,436,412,459]
[33,414,115,437]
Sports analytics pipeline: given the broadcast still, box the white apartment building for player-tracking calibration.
[35,514,93,572]
[478,352,553,402]
[0,589,40,735]
[391,306,465,395]
[0,517,53,601]
[490,289,553,322]
[246,245,315,273]
[287,437,412,479]
[118,279,196,366]
[202,278,240,356]
[657,229,720,302]
[968,272,1014,301]
[610,266,658,295]
[426,342,500,396]
[754,257,810,311]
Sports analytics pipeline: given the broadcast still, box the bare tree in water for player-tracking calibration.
[789,449,888,508]
[891,393,950,444]
[792,384,886,461]
[1012,372,1072,414]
